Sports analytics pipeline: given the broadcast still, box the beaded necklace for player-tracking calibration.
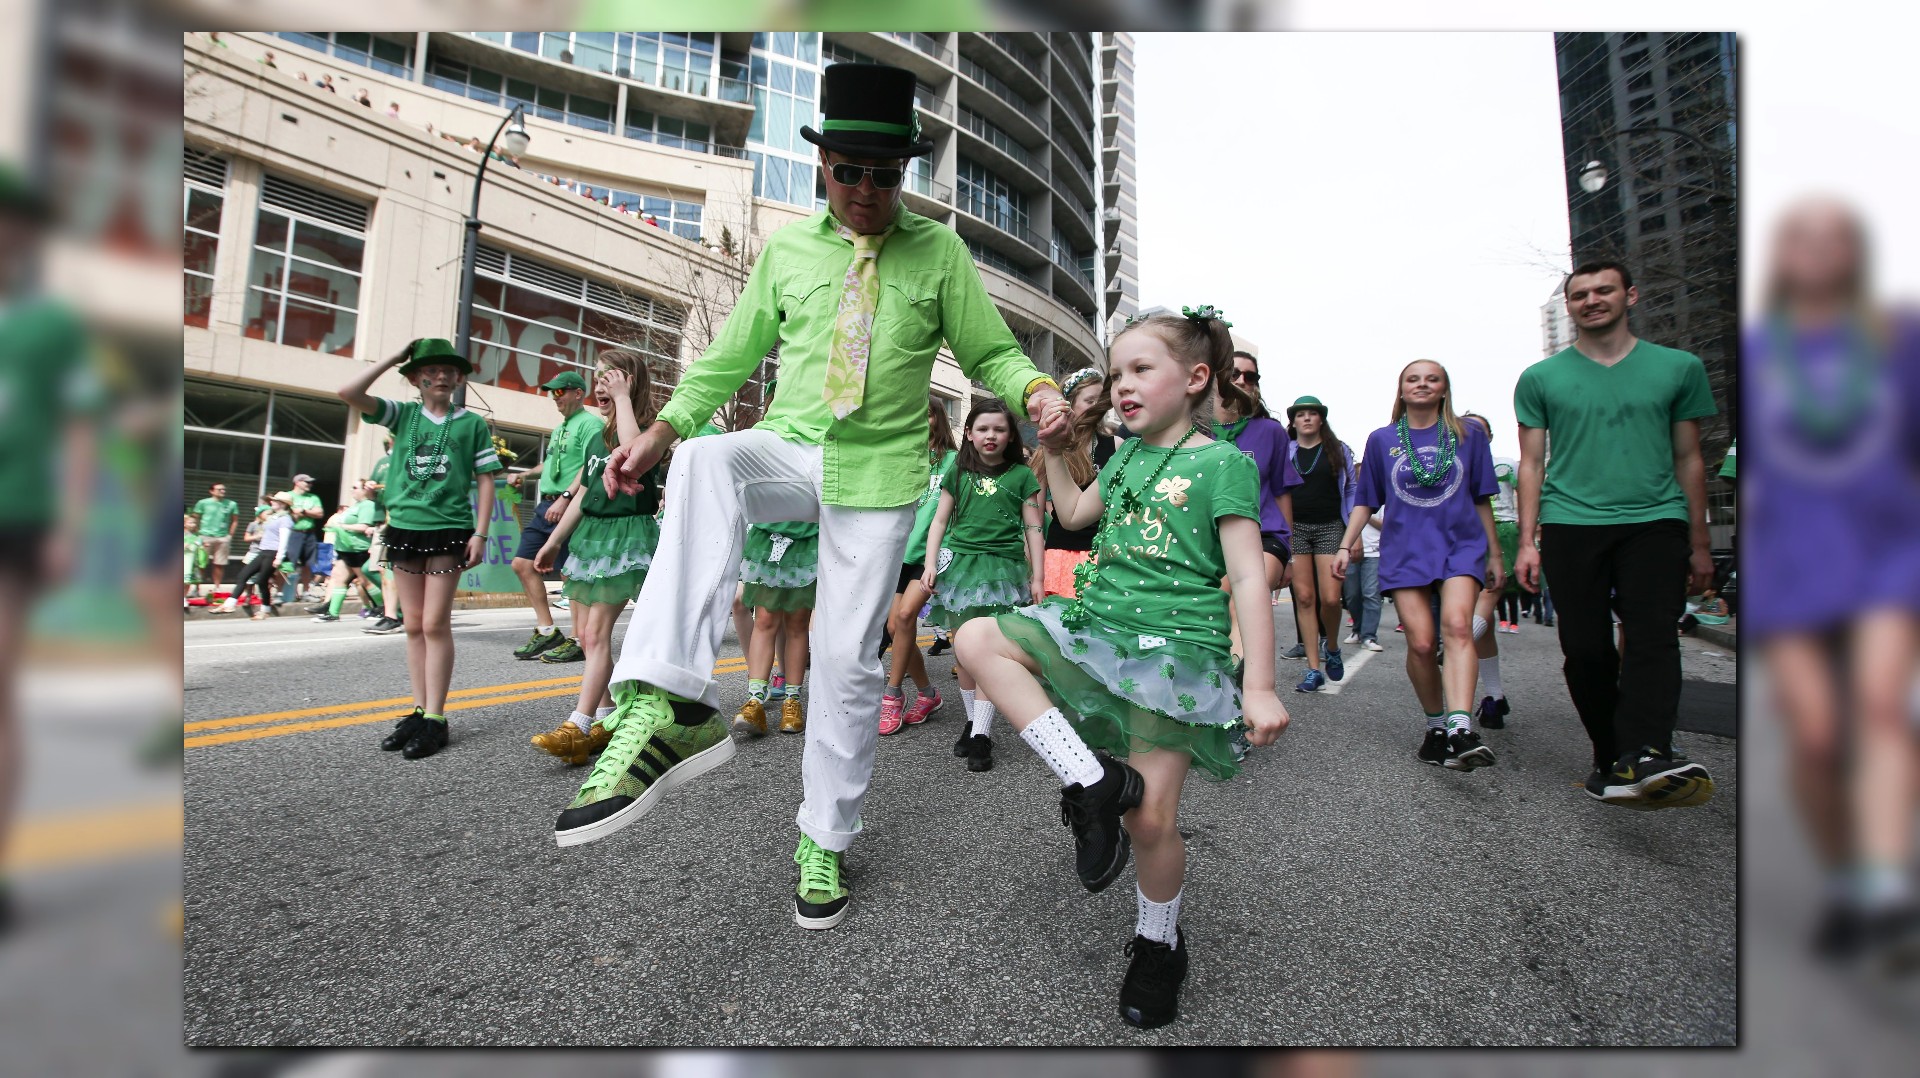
[1395,414,1457,487]
[1769,314,1877,446]
[1062,425,1203,631]
[1294,441,1325,475]
[404,402,458,483]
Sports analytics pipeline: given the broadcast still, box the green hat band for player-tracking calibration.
[821,119,913,136]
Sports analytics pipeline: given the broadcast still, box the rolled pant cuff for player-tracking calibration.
[613,661,718,710]
[795,811,862,853]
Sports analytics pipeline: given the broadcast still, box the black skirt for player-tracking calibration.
[382,526,471,561]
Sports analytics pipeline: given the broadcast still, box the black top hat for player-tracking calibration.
[800,64,935,160]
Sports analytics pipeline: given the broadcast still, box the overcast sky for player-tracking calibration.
[1133,32,1577,454]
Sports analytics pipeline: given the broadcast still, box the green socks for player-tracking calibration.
[748,679,769,703]
[328,589,347,617]
[423,712,446,724]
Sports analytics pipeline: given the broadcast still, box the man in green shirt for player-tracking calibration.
[279,472,327,604]
[191,482,240,594]
[551,64,1068,932]
[510,370,603,661]
[1515,260,1718,810]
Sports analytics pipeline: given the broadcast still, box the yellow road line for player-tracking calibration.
[185,635,933,749]
[4,800,181,873]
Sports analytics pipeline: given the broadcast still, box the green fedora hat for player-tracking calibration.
[397,337,472,377]
[540,370,587,392]
[1287,395,1328,419]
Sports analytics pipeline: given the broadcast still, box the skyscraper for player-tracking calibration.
[1540,280,1576,358]
[1099,32,1140,339]
[1554,31,1737,463]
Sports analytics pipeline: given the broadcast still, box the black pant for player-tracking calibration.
[232,549,280,606]
[1498,591,1520,624]
[1539,519,1690,768]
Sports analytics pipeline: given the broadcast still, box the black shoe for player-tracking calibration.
[401,718,449,759]
[1865,905,1920,975]
[1119,930,1189,1029]
[1811,902,1872,963]
[365,616,404,635]
[1599,746,1714,809]
[965,734,994,772]
[954,723,974,757]
[1476,695,1505,729]
[1417,728,1449,765]
[1444,729,1495,771]
[379,707,426,751]
[928,636,952,656]
[1059,754,1144,893]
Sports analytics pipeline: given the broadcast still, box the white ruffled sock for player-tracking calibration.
[969,698,995,738]
[1135,885,1182,947]
[1019,708,1105,788]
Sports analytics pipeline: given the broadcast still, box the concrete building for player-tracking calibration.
[1099,32,1141,338]
[184,30,1106,520]
[1539,280,1575,357]
[1554,31,1736,466]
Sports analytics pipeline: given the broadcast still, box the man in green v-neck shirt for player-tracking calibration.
[1515,260,1718,811]
[550,65,1069,934]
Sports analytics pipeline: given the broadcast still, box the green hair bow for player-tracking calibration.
[1182,305,1233,328]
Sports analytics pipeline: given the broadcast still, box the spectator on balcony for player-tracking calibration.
[355,88,373,108]
[387,101,400,121]
[318,74,337,94]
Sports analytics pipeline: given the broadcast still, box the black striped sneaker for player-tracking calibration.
[553,690,734,847]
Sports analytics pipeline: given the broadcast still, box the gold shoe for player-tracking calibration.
[779,696,805,734]
[732,697,768,737]
[531,720,603,766]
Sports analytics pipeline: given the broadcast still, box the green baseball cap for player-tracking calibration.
[1287,395,1327,418]
[396,337,472,377]
[540,370,588,392]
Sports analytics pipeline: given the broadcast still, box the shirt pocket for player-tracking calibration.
[877,270,942,355]
[777,276,837,344]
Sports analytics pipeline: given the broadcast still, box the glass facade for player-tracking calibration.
[957,156,1030,241]
[242,177,367,357]
[274,32,414,79]
[466,32,719,95]
[623,107,714,153]
[745,33,821,208]
[467,246,684,395]
[184,377,350,516]
[184,152,227,330]
[426,56,617,133]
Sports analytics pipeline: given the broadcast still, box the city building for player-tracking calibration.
[183,30,1106,529]
[1554,31,1737,469]
[1099,32,1140,338]
[1539,280,1575,357]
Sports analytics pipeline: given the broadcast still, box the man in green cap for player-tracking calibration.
[510,369,603,661]
[552,63,1069,937]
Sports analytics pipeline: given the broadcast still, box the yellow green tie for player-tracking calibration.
[823,221,892,421]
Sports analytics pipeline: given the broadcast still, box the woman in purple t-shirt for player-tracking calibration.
[1336,360,1503,773]
[1214,357,1302,675]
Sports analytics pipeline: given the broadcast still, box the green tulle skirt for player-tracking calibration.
[926,550,1030,629]
[561,514,659,607]
[996,598,1244,781]
[739,526,819,611]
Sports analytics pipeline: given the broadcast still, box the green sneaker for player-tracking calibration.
[793,834,850,930]
[514,628,565,660]
[552,685,735,847]
[539,638,586,663]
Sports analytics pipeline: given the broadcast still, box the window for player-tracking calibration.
[614,32,718,94]
[467,245,685,395]
[185,378,349,513]
[274,32,413,78]
[1641,213,1668,234]
[426,58,616,134]
[965,238,1040,285]
[746,35,821,208]
[243,175,368,357]
[183,148,227,329]
[959,105,1035,170]
[626,107,713,152]
[957,156,1031,242]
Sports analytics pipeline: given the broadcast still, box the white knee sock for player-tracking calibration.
[1019,708,1105,788]
[969,698,995,738]
[1479,655,1503,700]
[1472,614,1489,641]
[568,710,593,733]
[960,688,976,720]
[1136,885,1182,947]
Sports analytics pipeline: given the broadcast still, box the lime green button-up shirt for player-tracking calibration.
[656,208,1048,509]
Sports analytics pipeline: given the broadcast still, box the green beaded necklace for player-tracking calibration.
[403,404,458,483]
[1395,414,1457,487]
[1062,425,1203,631]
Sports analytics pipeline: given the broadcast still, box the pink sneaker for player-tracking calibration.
[878,694,906,736]
[904,692,941,725]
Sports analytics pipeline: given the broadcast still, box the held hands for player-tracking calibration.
[1515,545,1542,593]
[605,425,674,498]
[1034,394,1074,451]
[1241,690,1290,747]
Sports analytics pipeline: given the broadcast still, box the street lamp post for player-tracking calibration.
[452,104,530,406]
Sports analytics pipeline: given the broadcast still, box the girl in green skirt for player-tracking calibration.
[531,351,664,765]
[921,399,1045,772]
[732,520,817,737]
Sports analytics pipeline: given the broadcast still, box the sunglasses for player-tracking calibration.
[828,162,905,190]
[1230,369,1261,385]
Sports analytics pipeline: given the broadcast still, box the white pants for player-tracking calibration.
[610,428,913,852]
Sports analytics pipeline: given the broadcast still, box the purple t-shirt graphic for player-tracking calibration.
[1226,415,1303,549]
[1356,419,1499,591]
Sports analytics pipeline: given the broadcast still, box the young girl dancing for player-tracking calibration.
[955,307,1289,1029]
[1335,360,1501,771]
[731,519,817,737]
[878,396,959,737]
[339,337,502,760]
[530,352,662,764]
[921,399,1044,773]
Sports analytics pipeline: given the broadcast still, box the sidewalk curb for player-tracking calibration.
[1689,622,1737,651]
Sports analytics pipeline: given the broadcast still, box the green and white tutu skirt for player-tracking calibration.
[739,527,818,612]
[996,597,1244,781]
[561,513,659,606]
[927,549,1031,630]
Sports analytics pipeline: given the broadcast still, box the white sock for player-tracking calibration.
[1019,708,1105,788]
[1471,614,1489,641]
[969,698,995,738]
[1446,710,1472,735]
[1135,885,1182,947]
[1854,862,1914,912]
[960,688,976,719]
[568,710,593,733]
[1479,655,1503,700]
[1425,711,1447,732]
[594,706,613,722]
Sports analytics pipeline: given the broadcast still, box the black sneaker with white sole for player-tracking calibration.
[401,717,449,759]
[1416,728,1450,765]
[1118,929,1189,1029]
[1059,754,1144,893]
[1599,747,1713,809]
[1444,729,1495,770]
[365,616,404,635]
[379,707,426,751]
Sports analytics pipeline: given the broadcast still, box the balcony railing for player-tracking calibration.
[718,76,750,103]
[903,174,953,204]
[958,107,1036,171]
[914,88,953,121]
[979,32,1049,87]
[1053,187,1095,236]
[957,55,1046,129]
[880,31,953,66]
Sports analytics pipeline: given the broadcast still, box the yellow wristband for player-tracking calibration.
[1022,376,1061,409]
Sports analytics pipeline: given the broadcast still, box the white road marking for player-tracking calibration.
[1318,646,1380,694]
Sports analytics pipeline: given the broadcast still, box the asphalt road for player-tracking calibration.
[182,598,1737,1047]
